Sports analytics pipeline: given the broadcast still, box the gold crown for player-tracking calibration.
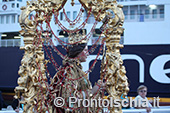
[68,30,87,44]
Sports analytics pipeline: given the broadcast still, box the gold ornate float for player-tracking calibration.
[15,0,129,112]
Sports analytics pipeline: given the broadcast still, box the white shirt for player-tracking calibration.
[134,95,152,108]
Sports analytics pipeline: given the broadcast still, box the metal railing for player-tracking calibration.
[0,106,170,113]
[91,36,124,45]
[84,13,164,24]
[0,39,20,47]
[124,14,164,22]
[57,37,104,45]
[102,106,170,113]
[117,0,146,2]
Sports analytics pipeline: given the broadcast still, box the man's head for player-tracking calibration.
[137,85,147,99]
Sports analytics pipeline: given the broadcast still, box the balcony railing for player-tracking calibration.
[0,39,20,47]
[92,36,124,45]
[84,13,164,24]
[124,14,164,22]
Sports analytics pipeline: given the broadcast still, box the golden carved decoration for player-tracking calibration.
[15,0,67,112]
[103,5,129,113]
[15,0,129,113]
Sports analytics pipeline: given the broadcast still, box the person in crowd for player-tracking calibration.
[0,91,8,110]
[12,98,20,113]
[134,85,152,113]
[12,93,24,113]
[12,98,23,112]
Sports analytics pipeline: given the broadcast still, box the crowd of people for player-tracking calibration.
[0,91,23,112]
